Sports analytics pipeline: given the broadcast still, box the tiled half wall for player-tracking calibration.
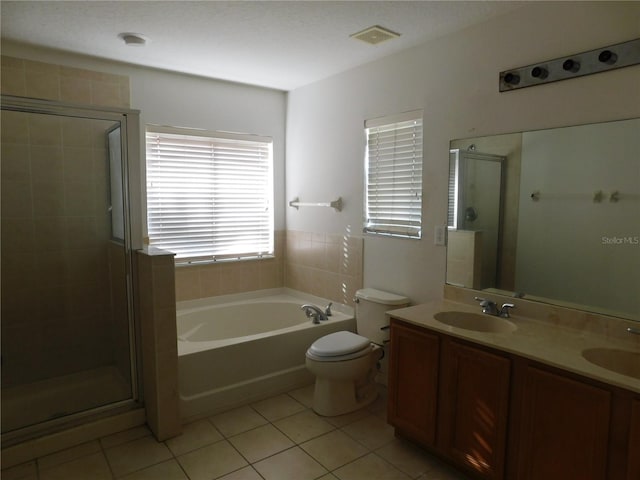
[174,230,364,306]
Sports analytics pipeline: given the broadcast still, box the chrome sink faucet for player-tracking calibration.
[474,297,516,318]
[301,304,328,324]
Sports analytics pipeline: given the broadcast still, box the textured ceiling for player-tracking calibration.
[1,1,523,91]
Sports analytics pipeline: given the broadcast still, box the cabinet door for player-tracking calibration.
[387,320,440,447]
[628,399,640,480]
[515,366,611,480]
[438,340,510,480]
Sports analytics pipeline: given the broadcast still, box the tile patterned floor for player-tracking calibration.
[2,385,470,480]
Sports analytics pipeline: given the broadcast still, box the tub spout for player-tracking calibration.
[301,304,328,324]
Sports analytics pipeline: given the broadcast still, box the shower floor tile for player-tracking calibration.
[1,384,471,480]
[2,367,130,433]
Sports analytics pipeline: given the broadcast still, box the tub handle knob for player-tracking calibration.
[325,302,333,317]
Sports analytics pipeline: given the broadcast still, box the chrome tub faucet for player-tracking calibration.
[301,304,328,324]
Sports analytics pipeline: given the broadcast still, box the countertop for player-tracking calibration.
[386,299,640,394]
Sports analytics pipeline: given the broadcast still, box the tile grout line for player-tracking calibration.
[12,384,464,480]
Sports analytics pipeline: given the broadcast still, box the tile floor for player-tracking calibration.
[2,385,470,480]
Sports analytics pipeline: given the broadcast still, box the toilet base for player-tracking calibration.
[311,376,379,417]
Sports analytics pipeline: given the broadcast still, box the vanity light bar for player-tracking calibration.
[499,38,640,92]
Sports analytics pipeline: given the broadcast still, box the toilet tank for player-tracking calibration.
[355,288,409,344]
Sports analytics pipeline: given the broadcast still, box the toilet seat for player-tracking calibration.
[306,331,372,362]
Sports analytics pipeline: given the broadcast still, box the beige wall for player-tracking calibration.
[286,2,640,306]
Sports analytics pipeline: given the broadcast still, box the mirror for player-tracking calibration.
[447,118,640,321]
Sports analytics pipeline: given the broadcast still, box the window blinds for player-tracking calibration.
[146,126,274,263]
[364,111,423,238]
[448,149,459,229]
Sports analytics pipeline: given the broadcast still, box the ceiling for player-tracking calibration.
[1,1,524,91]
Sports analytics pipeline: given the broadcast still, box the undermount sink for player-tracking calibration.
[582,347,640,380]
[434,311,517,333]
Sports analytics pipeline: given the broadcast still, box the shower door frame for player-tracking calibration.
[1,95,143,444]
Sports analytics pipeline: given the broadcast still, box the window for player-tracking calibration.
[146,126,273,264]
[364,110,423,239]
[448,149,460,229]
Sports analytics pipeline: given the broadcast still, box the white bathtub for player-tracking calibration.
[177,289,356,420]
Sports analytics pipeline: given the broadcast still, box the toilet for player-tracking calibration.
[305,288,409,416]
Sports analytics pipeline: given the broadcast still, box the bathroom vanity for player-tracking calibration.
[386,296,640,480]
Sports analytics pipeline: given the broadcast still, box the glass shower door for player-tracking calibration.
[1,105,138,438]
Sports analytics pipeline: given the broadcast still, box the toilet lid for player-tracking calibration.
[308,331,370,357]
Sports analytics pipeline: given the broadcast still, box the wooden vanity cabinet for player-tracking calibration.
[438,339,511,480]
[388,318,640,480]
[387,320,440,447]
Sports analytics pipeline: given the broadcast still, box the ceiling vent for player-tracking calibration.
[350,25,400,45]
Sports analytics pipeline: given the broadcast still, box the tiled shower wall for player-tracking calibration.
[1,111,121,385]
[0,56,131,386]
[1,55,130,108]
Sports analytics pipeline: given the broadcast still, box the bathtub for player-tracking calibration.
[177,289,356,420]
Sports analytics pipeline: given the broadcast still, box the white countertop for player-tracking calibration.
[387,299,640,394]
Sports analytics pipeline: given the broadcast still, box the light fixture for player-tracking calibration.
[350,25,400,45]
[499,37,640,92]
[118,32,149,46]
[530,66,548,80]
[562,59,580,73]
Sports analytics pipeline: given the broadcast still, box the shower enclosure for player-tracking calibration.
[1,95,141,445]
[448,149,505,289]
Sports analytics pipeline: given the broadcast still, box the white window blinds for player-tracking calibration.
[146,126,274,263]
[448,149,460,229]
[364,111,423,239]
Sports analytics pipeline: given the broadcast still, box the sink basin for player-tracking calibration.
[434,311,517,333]
[582,348,640,380]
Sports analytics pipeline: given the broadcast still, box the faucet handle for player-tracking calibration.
[474,296,498,315]
[499,303,516,318]
[474,296,494,307]
[325,302,333,316]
